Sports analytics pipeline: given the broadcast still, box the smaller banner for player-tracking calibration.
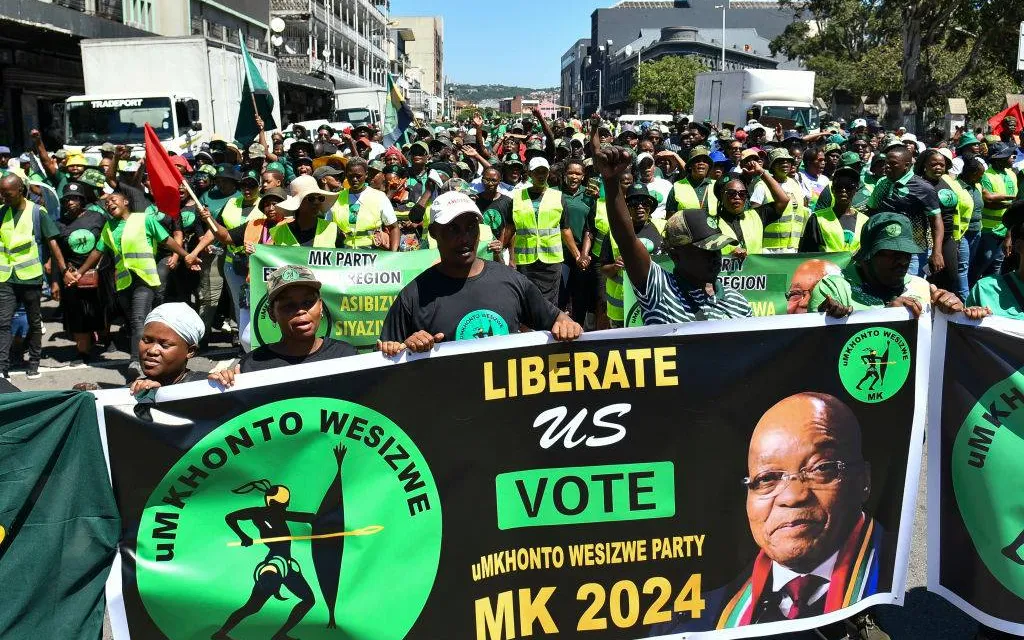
[249,245,443,350]
[929,314,1024,635]
[0,390,119,639]
[623,252,852,326]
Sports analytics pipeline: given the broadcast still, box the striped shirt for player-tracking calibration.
[636,263,753,324]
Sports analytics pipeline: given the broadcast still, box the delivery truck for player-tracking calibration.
[65,36,281,156]
[693,70,818,135]
[333,88,387,128]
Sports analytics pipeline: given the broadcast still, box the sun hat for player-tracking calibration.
[275,174,339,213]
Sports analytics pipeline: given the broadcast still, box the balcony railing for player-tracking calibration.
[277,54,312,74]
[271,0,310,15]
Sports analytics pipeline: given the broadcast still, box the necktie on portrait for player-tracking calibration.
[783,574,827,619]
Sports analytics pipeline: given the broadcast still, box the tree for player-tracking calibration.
[630,56,707,113]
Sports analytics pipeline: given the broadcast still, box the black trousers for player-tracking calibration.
[117,274,157,361]
[517,261,562,307]
[0,282,42,371]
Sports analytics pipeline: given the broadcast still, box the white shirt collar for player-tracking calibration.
[771,551,838,593]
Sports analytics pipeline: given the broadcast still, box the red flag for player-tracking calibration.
[143,123,183,220]
[988,103,1024,137]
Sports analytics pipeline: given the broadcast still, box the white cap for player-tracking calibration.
[900,132,917,142]
[528,157,550,171]
[852,118,867,128]
[635,152,655,167]
[430,191,482,225]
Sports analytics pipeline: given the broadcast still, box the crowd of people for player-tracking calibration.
[1,108,1022,380]
[3,105,1024,639]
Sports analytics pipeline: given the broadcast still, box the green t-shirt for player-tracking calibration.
[199,187,238,219]
[560,188,592,243]
[49,171,69,197]
[809,263,930,311]
[1,202,60,285]
[95,213,169,256]
[967,272,1024,320]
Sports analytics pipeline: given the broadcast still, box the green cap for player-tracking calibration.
[197,165,218,178]
[664,209,737,251]
[881,134,904,151]
[240,169,260,185]
[768,148,794,167]
[265,161,286,174]
[266,264,321,304]
[839,151,862,168]
[79,168,107,189]
[957,132,980,148]
[853,212,923,261]
[823,142,842,154]
[688,146,711,162]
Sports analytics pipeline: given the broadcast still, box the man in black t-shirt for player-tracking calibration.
[378,191,582,355]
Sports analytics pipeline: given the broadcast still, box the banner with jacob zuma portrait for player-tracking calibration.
[100,311,924,640]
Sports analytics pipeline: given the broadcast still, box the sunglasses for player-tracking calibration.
[304,194,325,204]
[725,189,748,199]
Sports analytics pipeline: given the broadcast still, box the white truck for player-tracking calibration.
[66,36,281,156]
[333,88,387,128]
[693,70,819,135]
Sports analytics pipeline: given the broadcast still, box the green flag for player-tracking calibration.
[0,390,119,638]
[234,31,277,144]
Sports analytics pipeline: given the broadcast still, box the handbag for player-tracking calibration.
[75,269,99,289]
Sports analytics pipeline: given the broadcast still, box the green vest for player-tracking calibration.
[512,188,563,265]
[103,213,160,290]
[269,219,339,248]
[716,209,764,255]
[672,178,717,213]
[220,196,257,261]
[0,202,43,282]
[982,167,1018,234]
[334,189,383,249]
[606,219,665,322]
[813,207,867,253]
[942,174,972,240]
[590,199,609,259]
[762,177,808,252]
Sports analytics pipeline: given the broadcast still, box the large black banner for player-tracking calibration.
[929,314,1024,635]
[101,312,924,639]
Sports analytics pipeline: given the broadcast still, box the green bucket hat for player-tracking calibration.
[853,212,923,262]
[768,148,794,167]
[839,151,862,168]
[956,132,980,149]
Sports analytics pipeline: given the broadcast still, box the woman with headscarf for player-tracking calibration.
[209,264,357,388]
[55,180,110,362]
[128,302,207,395]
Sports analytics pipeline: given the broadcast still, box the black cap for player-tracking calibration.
[625,183,658,210]
[60,181,93,201]
[664,209,737,251]
[690,122,711,137]
[216,164,242,182]
[313,165,344,180]
[289,139,314,158]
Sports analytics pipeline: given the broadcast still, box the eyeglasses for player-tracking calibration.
[725,189,748,199]
[276,296,320,315]
[348,202,361,225]
[304,194,325,204]
[743,460,852,496]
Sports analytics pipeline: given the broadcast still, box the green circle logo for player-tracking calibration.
[455,309,509,340]
[837,327,911,403]
[626,302,643,327]
[640,237,655,253]
[67,229,96,255]
[952,371,1024,599]
[135,398,442,639]
[884,223,901,237]
[706,215,719,230]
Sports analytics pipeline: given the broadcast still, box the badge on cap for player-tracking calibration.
[885,223,901,237]
[706,215,719,230]
[281,268,300,282]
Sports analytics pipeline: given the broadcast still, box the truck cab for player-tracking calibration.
[748,101,820,133]
[64,93,204,155]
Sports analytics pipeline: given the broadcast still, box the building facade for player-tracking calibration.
[604,26,781,115]
[270,0,390,124]
[579,0,796,116]
[389,16,443,106]
[559,38,590,117]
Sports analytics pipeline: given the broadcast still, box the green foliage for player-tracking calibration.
[629,56,707,113]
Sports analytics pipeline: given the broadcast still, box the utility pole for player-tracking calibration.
[715,2,727,71]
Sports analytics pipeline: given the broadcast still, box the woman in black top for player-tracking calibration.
[56,181,110,361]
[209,265,357,387]
[128,303,208,396]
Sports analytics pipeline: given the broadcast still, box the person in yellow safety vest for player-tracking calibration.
[755,148,806,253]
[217,169,263,336]
[973,142,1018,281]
[665,146,717,215]
[0,173,70,380]
[267,175,346,248]
[713,174,790,258]
[327,157,400,251]
[506,156,564,306]
[586,172,633,330]
[799,167,868,254]
[599,183,665,327]
[70,190,197,378]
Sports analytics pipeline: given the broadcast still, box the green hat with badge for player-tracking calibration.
[881,134,905,152]
[79,168,107,189]
[768,148,794,167]
[853,212,923,262]
[624,183,658,210]
[839,151,862,168]
[266,264,321,304]
[265,161,286,174]
[240,169,260,185]
[688,146,712,162]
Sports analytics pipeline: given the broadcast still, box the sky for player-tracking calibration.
[389,0,606,87]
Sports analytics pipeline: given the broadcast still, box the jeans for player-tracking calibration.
[970,231,1005,284]
[117,275,156,362]
[956,236,970,301]
[907,249,931,278]
[197,252,225,341]
[0,283,42,372]
[155,255,173,306]
[964,230,981,288]
[224,256,245,328]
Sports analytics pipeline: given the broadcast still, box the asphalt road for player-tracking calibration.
[13,301,982,640]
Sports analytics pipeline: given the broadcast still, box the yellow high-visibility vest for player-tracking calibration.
[102,213,160,290]
[0,202,43,282]
[512,188,564,265]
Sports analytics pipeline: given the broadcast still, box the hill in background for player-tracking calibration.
[450,83,559,102]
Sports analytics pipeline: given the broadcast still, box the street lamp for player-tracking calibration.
[714,2,728,71]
